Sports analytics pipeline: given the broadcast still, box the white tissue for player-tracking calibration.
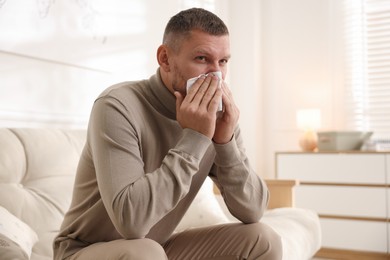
[186,71,223,111]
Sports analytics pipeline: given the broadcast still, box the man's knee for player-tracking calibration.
[134,238,167,260]
[109,238,168,260]
[118,238,167,260]
[69,238,167,260]
[243,222,283,260]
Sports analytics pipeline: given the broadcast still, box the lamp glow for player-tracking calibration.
[296,109,321,151]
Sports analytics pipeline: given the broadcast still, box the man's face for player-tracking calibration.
[169,30,230,95]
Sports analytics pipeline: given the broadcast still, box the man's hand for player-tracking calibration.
[213,82,240,144]
[175,75,239,144]
[175,75,222,139]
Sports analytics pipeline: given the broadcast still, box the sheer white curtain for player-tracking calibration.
[344,0,390,140]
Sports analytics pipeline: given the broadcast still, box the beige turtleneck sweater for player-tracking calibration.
[53,69,268,260]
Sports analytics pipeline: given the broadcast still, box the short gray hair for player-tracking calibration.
[163,8,229,52]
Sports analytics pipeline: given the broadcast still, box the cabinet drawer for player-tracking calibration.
[388,223,390,254]
[320,218,388,253]
[387,155,390,218]
[276,153,386,184]
[388,188,390,220]
[295,185,388,218]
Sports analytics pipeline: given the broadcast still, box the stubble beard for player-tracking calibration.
[171,64,187,96]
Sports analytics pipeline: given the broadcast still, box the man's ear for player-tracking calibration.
[157,45,171,72]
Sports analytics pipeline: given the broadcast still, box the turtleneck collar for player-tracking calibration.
[149,68,177,120]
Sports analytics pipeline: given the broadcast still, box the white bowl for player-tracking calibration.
[317,131,373,151]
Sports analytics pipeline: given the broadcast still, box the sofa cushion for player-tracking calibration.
[216,194,322,260]
[175,177,229,232]
[0,128,86,258]
[0,234,29,260]
[0,206,38,259]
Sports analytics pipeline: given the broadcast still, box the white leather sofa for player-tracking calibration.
[0,128,321,260]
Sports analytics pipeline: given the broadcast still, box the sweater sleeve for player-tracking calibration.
[210,126,269,223]
[88,96,211,239]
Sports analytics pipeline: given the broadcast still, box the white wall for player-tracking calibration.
[228,0,263,175]
[260,0,345,177]
[225,0,346,178]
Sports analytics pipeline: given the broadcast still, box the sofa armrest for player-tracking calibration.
[265,179,299,209]
[213,179,299,209]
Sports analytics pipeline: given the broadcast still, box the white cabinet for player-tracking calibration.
[277,153,386,184]
[320,218,387,253]
[295,185,387,218]
[276,152,390,259]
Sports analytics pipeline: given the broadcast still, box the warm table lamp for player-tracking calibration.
[296,109,321,151]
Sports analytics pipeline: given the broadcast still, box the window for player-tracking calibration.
[344,0,390,140]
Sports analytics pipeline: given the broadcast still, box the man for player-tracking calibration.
[54,8,282,260]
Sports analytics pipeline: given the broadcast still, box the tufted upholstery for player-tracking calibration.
[0,128,86,259]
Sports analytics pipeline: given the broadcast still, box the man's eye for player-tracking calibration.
[220,59,228,65]
[196,56,207,62]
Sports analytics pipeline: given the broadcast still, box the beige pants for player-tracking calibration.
[68,222,282,260]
